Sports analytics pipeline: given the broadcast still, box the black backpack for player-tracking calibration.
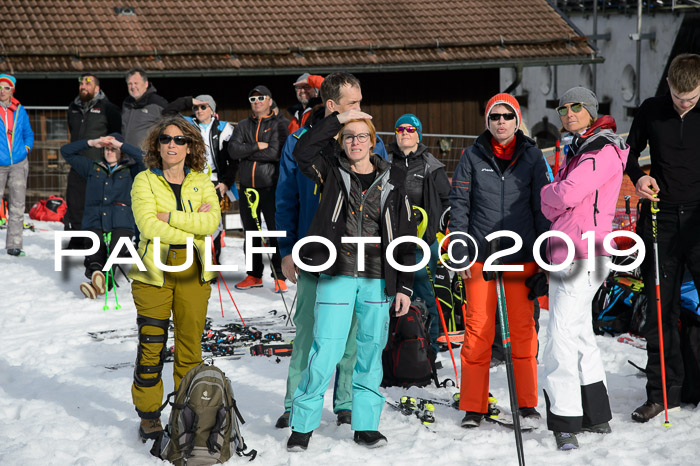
[592,277,644,336]
[381,303,439,388]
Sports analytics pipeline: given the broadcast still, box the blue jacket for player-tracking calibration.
[60,139,145,231]
[0,98,33,166]
[275,126,387,258]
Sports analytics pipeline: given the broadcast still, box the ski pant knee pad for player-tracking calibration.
[133,316,170,389]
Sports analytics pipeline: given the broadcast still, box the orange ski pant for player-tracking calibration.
[459,261,538,413]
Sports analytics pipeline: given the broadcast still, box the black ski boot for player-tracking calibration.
[353,430,387,448]
[336,410,351,426]
[287,431,312,452]
[275,411,290,428]
[460,411,484,428]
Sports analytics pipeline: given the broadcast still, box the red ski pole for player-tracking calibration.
[651,201,672,428]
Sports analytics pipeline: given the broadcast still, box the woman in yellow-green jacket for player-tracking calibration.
[127,116,221,442]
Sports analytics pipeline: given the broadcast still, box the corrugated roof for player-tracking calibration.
[1,0,595,76]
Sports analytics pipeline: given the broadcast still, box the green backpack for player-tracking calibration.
[161,363,256,464]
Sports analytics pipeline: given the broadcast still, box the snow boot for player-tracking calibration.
[554,432,579,451]
[80,282,98,299]
[275,411,290,428]
[581,421,612,434]
[353,431,387,448]
[274,279,288,293]
[519,406,541,429]
[139,418,163,443]
[460,411,484,428]
[91,270,106,295]
[287,431,312,452]
[631,401,679,423]
[7,248,25,257]
[336,410,351,426]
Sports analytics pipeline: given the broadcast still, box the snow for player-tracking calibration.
[1,220,699,466]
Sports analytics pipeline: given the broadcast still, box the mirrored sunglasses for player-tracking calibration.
[248,95,267,103]
[158,135,190,146]
[488,113,516,122]
[557,103,584,116]
[395,126,418,134]
[78,77,94,84]
[0,86,12,92]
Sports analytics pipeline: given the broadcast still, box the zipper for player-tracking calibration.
[252,161,256,188]
[593,189,599,227]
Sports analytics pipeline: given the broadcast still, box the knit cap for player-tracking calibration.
[394,113,423,141]
[0,74,16,89]
[195,94,216,113]
[559,87,598,119]
[485,93,521,130]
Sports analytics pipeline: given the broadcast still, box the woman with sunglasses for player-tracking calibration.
[127,116,221,443]
[287,115,415,451]
[540,87,629,450]
[389,114,451,357]
[449,93,551,429]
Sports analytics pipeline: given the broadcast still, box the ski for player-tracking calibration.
[439,392,535,432]
[617,332,646,350]
[437,331,465,344]
[385,396,436,426]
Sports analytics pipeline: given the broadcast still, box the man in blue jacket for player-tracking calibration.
[0,74,33,257]
[274,72,387,429]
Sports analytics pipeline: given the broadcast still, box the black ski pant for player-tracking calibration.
[237,185,284,280]
[64,168,87,249]
[84,228,134,288]
[637,200,700,407]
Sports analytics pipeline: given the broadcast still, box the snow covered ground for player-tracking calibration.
[1,219,699,466]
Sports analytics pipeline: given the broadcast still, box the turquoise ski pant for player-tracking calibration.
[290,274,391,433]
[283,270,357,412]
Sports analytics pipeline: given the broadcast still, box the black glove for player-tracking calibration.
[524,272,548,300]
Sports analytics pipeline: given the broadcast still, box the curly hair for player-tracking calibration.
[142,117,207,172]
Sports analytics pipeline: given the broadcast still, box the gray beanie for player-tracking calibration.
[559,87,598,119]
[195,94,216,113]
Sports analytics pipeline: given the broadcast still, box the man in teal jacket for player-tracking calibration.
[0,74,33,257]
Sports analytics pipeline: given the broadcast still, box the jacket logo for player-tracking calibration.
[263,128,271,133]
[194,187,199,192]
[481,168,494,172]
[201,390,211,401]
[90,108,102,113]
[141,109,149,113]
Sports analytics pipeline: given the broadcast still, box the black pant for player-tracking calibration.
[638,201,700,406]
[237,185,284,280]
[84,228,133,283]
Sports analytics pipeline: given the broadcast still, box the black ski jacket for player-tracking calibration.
[388,142,451,246]
[449,130,551,263]
[293,113,416,297]
[67,90,121,161]
[228,113,287,188]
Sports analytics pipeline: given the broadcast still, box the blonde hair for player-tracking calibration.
[337,118,377,151]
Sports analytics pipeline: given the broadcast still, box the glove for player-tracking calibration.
[524,272,548,300]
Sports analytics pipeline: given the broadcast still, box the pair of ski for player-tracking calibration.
[387,393,534,432]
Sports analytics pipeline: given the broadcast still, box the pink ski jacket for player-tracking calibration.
[541,121,629,264]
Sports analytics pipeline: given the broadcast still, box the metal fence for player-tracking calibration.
[21,106,71,209]
[377,132,478,176]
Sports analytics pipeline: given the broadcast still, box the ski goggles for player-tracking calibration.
[395,126,418,134]
[158,135,190,146]
[557,102,584,116]
[488,113,516,122]
[248,95,268,103]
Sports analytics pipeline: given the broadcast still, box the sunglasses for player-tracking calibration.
[395,126,418,134]
[248,95,267,103]
[0,85,13,92]
[158,135,190,146]
[78,77,94,84]
[488,113,516,122]
[557,103,584,116]
[192,105,209,111]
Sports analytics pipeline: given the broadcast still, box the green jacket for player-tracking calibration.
[128,168,221,286]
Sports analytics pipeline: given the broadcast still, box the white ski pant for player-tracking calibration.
[544,257,611,425]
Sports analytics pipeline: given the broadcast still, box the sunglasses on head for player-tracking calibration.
[158,135,190,146]
[395,126,418,134]
[192,105,209,111]
[557,103,584,116]
[489,113,516,122]
[78,77,94,84]
[248,95,267,103]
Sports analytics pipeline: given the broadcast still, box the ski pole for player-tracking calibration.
[244,188,293,326]
[210,234,247,325]
[285,290,298,327]
[651,200,672,428]
[483,245,525,466]
[102,232,121,311]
